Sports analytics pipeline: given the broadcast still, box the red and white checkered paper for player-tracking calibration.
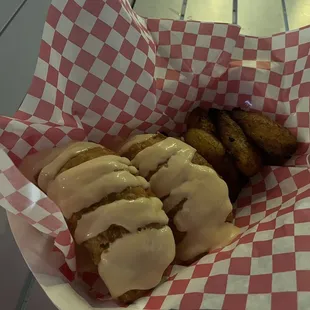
[0,0,310,309]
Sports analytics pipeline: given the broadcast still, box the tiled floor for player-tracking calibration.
[0,0,309,309]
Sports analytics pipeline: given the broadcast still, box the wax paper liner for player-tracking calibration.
[0,0,310,309]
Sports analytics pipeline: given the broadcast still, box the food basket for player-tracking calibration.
[1,0,310,309]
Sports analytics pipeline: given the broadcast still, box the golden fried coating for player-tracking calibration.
[185,128,226,169]
[122,133,235,258]
[187,107,216,134]
[217,154,246,202]
[231,109,298,164]
[68,186,153,263]
[123,133,212,169]
[215,110,262,177]
[184,128,243,202]
[118,289,150,305]
[122,134,165,161]
[59,147,113,173]
[56,146,164,304]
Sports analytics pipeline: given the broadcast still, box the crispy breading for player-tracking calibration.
[187,107,216,134]
[55,146,164,304]
[123,133,212,168]
[122,133,234,261]
[185,128,226,168]
[184,128,244,202]
[231,109,297,164]
[215,110,262,177]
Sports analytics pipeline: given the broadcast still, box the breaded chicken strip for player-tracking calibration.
[21,143,175,304]
[122,134,239,264]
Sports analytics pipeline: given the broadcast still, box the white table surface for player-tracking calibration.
[0,0,309,309]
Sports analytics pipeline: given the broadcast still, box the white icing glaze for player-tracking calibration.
[98,227,175,298]
[74,197,168,244]
[125,136,240,262]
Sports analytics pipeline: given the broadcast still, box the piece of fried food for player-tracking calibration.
[231,109,298,164]
[122,133,212,170]
[63,147,174,304]
[185,128,226,167]
[215,110,262,177]
[187,107,216,134]
[218,154,247,202]
[23,143,175,304]
[122,134,239,264]
[184,128,243,202]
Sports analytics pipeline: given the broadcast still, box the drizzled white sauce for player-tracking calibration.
[122,136,240,262]
[20,142,175,298]
[98,227,175,298]
[118,134,155,155]
[47,155,149,219]
[74,197,168,244]
[38,142,100,192]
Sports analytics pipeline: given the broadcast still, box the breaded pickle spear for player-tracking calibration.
[231,109,297,164]
[187,107,216,134]
[185,128,225,168]
[214,110,262,177]
[185,128,244,202]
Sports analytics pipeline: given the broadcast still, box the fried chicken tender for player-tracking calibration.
[184,128,243,202]
[122,133,212,170]
[30,145,171,304]
[215,110,262,177]
[122,133,235,248]
[187,107,216,134]
[58,147,157,303]
[231,109,298,164]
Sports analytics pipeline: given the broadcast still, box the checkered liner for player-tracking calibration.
[0,0,310,308]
